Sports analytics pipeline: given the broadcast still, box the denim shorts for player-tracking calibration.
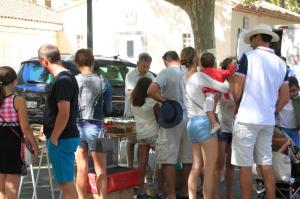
[187,115,216,144]
[47,137,79,184]
[77,119,103,151]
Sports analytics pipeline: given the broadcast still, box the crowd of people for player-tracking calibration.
[0,23,299,199]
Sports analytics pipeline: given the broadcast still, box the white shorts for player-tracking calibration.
[231,121,274,167]
[156,113,192,164]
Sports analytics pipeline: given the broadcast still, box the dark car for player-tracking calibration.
[16,55,136,124]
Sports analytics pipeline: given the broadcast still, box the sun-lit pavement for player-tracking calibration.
[19,148,256,199]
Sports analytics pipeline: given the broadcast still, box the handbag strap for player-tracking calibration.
[0,114,22,140]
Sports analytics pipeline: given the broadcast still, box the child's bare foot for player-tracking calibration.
[211,123,220,134]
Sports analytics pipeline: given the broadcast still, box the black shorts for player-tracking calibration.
[217,131,232,143]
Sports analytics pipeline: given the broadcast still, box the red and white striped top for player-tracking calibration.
[0,95,19,123]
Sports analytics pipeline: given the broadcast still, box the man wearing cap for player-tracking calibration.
[124,52,154,168]
[148,51,192,199]
[232,24,289,198]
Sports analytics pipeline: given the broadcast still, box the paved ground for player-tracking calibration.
[19,165,248,199]
[18,145,254,199]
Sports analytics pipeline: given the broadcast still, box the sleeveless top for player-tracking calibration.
[0,95,19,124]
[0,95,23,174]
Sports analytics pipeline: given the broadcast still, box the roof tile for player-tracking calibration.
[0,0,63,24]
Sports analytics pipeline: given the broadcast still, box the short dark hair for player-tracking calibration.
[38,44,61,63]
[261,34,273,43]
[220,56,238,70]
[288,76,299,88]
[138,52,152,63]
[131,77,153,107]
[200,52,216,68]
[75,48,94,67]
[162,51,179,61]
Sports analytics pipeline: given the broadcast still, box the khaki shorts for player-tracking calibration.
[231,121,274,167]
[156,113,192,164]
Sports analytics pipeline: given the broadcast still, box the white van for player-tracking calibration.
[237,24,300,67]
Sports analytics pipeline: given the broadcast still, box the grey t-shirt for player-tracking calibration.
[154,65,187,110]
[76,73,105,120]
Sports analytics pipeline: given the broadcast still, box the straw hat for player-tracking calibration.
[244,24,279,44]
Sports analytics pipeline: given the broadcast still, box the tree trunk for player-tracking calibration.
[280,0,285,8]
[164,0,215,54]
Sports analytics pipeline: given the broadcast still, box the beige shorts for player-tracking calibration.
[156,113,192,164]
[231,121,274,167]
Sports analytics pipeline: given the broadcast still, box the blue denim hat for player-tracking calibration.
[158,100,183,128]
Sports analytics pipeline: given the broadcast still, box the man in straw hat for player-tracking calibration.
[231,24,289,198]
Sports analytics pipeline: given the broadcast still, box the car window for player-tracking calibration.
[94,62,135,85]
[18,62,53,84]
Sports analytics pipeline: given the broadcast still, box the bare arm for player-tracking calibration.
[147,82,168,103]
[50,100,70,145]
[232,74,245,105]
[15,96,39,161]
[276,83,289,113]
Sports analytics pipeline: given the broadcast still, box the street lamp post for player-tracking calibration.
[87,0,93,50]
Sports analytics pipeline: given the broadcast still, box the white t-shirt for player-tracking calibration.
[183,72,229,118]
[236,47,288,125]
[124,68,154,116]
[277,99,297,129]
[154,65,187,111]
[131,98,159,140]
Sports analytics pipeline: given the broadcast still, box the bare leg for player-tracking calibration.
[157,167,165,194]
[259,165,275,199]
[214,140,227,199]
[225,144,234,199]
[163,164,176,199]
[59,182,78,199]
[138,144,150,193]
[202,137,218,199]
[239,166,252,199]
[188,143,203,199]
[4,174,20,199]
[0,174,6,199]
[127,143,135,168]
[75,147,88,199]
[91,152,107,199]
[181,163,192,197]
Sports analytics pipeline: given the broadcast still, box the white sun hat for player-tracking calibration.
[244,23,280,44]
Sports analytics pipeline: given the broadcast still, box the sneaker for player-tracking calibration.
[156,193,167,199]
[135,193,152,199]
[211,123,221,134]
